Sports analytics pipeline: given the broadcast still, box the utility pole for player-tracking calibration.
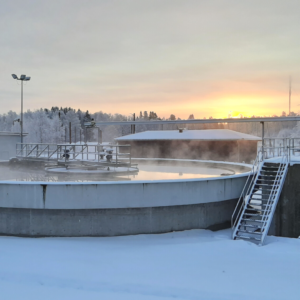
[133,113,135,134]
[131,113,136,134]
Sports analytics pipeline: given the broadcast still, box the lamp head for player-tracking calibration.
[20,74,26,80]
[11,74,18,79]
[25,77,31,81]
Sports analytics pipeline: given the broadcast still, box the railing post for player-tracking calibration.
[98,128,102,144]
[69,122,72,144]
[116,145,118,165]
[260,121,264,161]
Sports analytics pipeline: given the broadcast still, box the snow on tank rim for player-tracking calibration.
[0,158,252,185]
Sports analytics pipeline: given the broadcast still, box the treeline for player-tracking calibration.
[0,107,299,144]
[0,107,168,143]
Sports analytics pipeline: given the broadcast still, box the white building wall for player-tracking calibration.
[0,134,21,160]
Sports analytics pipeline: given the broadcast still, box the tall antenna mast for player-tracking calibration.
[289,76,292,116]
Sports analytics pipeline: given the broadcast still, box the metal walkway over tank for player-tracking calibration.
[15,143,133,168]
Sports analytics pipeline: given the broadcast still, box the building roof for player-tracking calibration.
[115,129,261,142]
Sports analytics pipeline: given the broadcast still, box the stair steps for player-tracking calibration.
[231,156,288,245]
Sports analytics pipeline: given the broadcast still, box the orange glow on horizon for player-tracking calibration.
[86,91,294,120]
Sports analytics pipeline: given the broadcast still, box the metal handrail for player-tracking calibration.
[259,151,288,243]
[37,145,49,158]
[15,143,133,166]
[231,151,262,233]
[259,137,300,160]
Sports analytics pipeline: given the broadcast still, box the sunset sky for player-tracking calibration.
[1,0,300,119]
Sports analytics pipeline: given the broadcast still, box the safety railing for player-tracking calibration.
[231,151,262,234]
[259,138,300,160]
[260,151,289,243]
[16,143,58,159]
[16,143,132,166]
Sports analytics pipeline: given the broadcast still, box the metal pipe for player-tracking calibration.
[261,121,264,161]
[69,122,71,144]
[21,80,23,144]
[84,116,300,127]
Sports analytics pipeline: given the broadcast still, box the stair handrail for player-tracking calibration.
[259,152,288,243]
[231,151,262,234]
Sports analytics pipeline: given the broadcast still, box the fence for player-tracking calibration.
[258,138,300,162]
[16,143,132,166]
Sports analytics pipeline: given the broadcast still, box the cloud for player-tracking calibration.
[0,0,300,117]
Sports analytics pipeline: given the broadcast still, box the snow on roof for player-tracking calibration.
[115,129,261,141]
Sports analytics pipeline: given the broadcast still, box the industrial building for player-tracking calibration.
[115,129,261,163]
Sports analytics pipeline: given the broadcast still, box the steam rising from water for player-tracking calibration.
[0,160,247,182]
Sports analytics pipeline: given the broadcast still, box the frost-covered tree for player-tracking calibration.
[0,111,19,132]
[48,112,65,143]
[24,109,51,143]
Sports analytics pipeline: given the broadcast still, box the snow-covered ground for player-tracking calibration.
[1,229,299,299]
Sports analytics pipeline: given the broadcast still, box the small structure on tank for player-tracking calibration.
[0,131,28,161]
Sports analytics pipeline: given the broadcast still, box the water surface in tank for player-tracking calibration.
[0,159,250,182]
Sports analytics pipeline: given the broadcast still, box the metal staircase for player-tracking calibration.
[232,153,289,245]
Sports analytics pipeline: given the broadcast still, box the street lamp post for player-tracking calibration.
[11,74,31,144]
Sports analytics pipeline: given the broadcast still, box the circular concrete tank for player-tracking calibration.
[0,159,251,237]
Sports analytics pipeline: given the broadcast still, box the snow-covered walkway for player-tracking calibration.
[0,229,299,300]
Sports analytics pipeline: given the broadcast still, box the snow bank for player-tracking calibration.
[0,229,299,300]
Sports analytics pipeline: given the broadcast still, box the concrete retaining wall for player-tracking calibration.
[273,164,300,238]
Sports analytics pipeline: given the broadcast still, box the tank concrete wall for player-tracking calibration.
[0,173,248,237]
[0,200,237,237]
[0,174,248,209]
